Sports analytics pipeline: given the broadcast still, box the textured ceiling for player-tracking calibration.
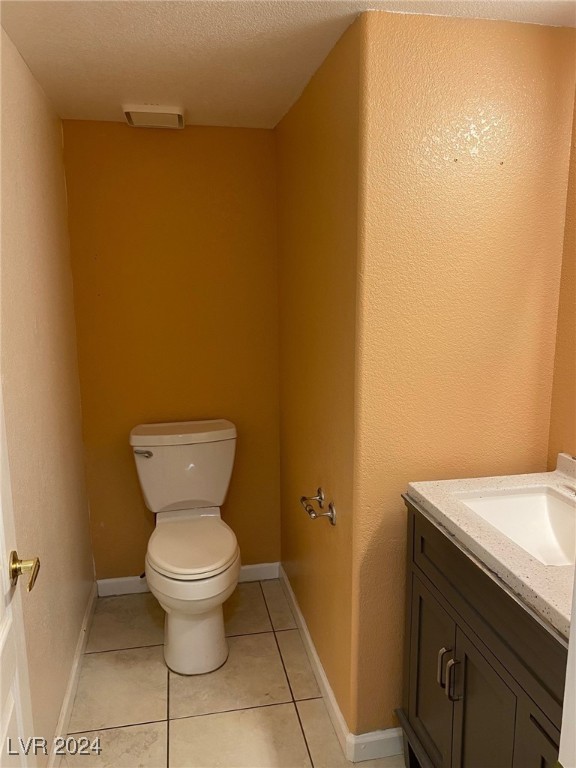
[2,1,575,128]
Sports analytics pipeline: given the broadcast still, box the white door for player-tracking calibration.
[0,389,36,767]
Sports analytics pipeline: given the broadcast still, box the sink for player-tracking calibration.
[455,486,575,566]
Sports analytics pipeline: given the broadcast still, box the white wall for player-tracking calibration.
[1,29,94,760]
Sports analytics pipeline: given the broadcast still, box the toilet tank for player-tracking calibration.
[129,420,236,513]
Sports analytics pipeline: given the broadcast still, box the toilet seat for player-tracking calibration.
[147,516,238,581]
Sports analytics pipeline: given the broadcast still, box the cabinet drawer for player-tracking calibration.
[408,500,567,727]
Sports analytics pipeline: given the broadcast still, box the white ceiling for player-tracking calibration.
[2,0,575,129]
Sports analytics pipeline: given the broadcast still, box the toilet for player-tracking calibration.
[129,419,240,675]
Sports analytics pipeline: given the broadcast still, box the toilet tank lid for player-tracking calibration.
[130,419,236,446]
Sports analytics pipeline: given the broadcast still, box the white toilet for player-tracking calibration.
[129,419,240,675]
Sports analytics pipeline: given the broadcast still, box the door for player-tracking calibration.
[0,392,36,767]
[409,576,456,767]
[451,628,517,768]
[512,699,559,768]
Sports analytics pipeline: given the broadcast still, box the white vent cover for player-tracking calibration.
[123,104,184,129]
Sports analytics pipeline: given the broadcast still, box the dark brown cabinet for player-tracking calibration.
[398,497,568,768]
[408,576,517,768]
[451,623,516,767]
[512,701,560,768]
[408,577,456,766]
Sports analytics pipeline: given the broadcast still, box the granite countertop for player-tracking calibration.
[407,454,576,641]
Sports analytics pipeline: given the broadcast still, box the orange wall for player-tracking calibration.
[277,10,575,736]
[1,30,94,758]
[63,122,280,579]
[60,11,575,737]
[548,102,576,466]
[276,20,361,727]
[353,13,575,732]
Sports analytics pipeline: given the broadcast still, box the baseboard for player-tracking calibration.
[97,575,150,596]
[48,583,97,768]
[350,727,404,762]
[97,562,280,596]
[279,565,403,763]
[238,561,279,582]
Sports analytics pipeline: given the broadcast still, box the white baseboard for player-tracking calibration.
[97,575,149,596]
[279,565,403,763]
[48,583,97,768]
[238,562,279,582]
[97,562,280,596]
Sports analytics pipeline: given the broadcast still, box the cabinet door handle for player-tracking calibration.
[436,647,451,687]
[445,658,461,701]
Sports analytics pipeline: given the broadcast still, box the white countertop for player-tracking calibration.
[407,454,575,640]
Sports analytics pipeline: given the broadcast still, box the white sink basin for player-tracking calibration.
[455,486,575,566]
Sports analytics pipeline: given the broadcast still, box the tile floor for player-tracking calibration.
[65,580,405,768]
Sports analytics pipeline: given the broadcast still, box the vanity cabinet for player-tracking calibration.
[398,498,567,768]
[512,700,560,768]
[408,577,516,767]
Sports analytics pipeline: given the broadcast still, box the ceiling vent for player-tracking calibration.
[123,105,184,129]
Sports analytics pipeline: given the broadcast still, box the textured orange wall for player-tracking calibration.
[276,20,361,726]
[1,31,94,758]
[548,103,576,467]
[63,122,280,578]
[352,13,576,732]
[277,11,575,735]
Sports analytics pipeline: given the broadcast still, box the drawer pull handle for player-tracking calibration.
[436,647,451,687]
[445,658,461,701]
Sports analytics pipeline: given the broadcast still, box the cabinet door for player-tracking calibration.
[451,628,516,768]
[512,699,559,768]
[409,576,456,767]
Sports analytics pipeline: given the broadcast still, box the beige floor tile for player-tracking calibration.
[62,722,167,768]
[86,594,164,653]
[69,646,167,733]
[169,633,291,719]
[297,699,405,768]
[261,580,296,630]
[276,629,320,701]
[223,582,272,636]
[169,703,311,768]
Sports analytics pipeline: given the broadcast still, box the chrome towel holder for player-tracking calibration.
[300,487,336,526]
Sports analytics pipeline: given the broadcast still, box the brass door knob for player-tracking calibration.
[9,551,40,592]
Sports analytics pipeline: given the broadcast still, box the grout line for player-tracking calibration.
[226,629,275,641]
[293,700,315,768]
[68,718,168,736]
[85,643,163,655]
[168,699,295,723]
[224,629,274,639]
[271,631,295,702]
[260,580,297,632]
[258,582,293,698]
[166,666,170,768]
[259,578,278,632]
[259,582,315,768]
[294,695,323,703]
[273,626,299,633]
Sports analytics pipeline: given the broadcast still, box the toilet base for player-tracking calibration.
[164,605,229,675]
[145,550,240,676]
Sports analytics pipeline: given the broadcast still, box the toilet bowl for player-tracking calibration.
[130,419,240,675]
[145,509,240,674]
